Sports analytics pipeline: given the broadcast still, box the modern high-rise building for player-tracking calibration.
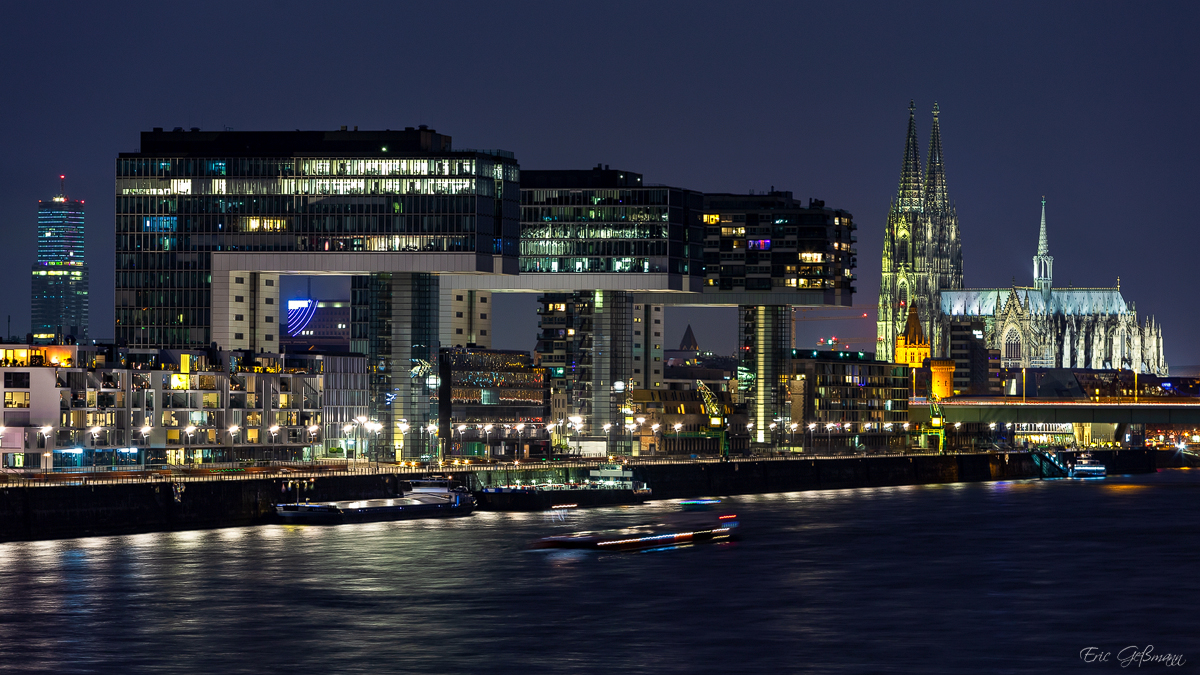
[115,126,520,457]
[700,190,856,438]
[32,178,89,341]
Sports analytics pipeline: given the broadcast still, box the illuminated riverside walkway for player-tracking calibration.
[0,452,972,488]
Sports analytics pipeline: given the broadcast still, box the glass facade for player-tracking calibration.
[32,192,89,340]
[115,128,519,349]
[520,169,703,275]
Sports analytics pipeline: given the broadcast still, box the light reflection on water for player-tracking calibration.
[0,471,1196,673]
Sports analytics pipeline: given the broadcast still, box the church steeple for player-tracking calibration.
[896,100,923,212]
[1034,196,1053,298]
[923,102,949,214]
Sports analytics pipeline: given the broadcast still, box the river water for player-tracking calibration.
[0,469,1196,674]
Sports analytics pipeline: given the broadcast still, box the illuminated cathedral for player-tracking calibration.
[877,102,1168,376]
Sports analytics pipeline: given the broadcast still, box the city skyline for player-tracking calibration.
[0,3,1196,365]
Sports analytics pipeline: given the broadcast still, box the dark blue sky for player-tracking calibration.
[2,2,1196,363]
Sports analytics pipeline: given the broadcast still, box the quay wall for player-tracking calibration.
[0,474,403,543]
[461,449,1156,499]
[0,450,1157,543]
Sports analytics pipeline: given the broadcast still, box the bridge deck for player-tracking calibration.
[910,398,1200,424]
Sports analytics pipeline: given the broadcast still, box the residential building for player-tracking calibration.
[0,343,325,470]
[788,350,909,452]
[436,347,549,459]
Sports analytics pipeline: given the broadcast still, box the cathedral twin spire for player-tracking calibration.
[896,101,924,212]
[877,101,963,361]
[895,100,951,216]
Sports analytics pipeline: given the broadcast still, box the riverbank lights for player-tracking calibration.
[652,423,660,432]
[427,423,437,433]
[228,425,239,434]
[884,423,893,430]
[809,423,817,430]
[399,422,409,434]
[343,424,354,434]
[603,423,612,432]
[185,425,196,434]
[770,423,777,430]
[747,422,754,431]
[636,417,645,425]
[483,424,493,432]
[903,423,910,430]
[989,422,996,429]
[790,423,798,431]
[673,423,682,432]
[954,422,962,429]
[457,425,466,432]
[516,423,525,432]
[568,416,583,426]
[90,426,101,436]
[355,416,368,424]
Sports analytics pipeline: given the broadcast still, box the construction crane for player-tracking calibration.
[696,380,730,459]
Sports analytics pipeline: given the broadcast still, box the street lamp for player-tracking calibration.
[568,416,583,456]
[426,423,437,461]
[365,421,382,463]
[456,425,467,457]
[789,423,798,448]
[602,423,612,456]
[398,422,409,462]
[343,423,355,462]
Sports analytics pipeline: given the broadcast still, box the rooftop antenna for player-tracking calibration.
[60,175,65,197]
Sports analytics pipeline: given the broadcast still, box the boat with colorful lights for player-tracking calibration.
[1070,452,1107,479]
[275,477,475,524]
[528,500,739,552]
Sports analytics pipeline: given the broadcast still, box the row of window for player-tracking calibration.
[117,157,509,179]
[115,194,503,216]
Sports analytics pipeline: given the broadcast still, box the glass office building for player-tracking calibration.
[32,185,89,341]
[115,126,520,457]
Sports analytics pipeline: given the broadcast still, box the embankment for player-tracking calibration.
[0,450,1157,542]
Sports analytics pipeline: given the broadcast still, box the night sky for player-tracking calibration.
[2,2,1196,364]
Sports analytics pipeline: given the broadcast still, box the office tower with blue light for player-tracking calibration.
[32,178,89,341]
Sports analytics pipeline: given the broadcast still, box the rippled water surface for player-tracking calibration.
[1,470,1197,673]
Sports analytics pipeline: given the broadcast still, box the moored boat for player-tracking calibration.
[1070,452,1107,479]
[275,477,475,524]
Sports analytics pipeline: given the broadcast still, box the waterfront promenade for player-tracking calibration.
[0,448,1164,542]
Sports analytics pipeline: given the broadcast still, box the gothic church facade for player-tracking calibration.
[877,102,1167,376]
[876,102,962,362]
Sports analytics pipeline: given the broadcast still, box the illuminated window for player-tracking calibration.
[800,252,824,263]
[4,392,30,408]
[244,217,287,232]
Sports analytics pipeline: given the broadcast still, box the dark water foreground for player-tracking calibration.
[0,469,1196,674]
